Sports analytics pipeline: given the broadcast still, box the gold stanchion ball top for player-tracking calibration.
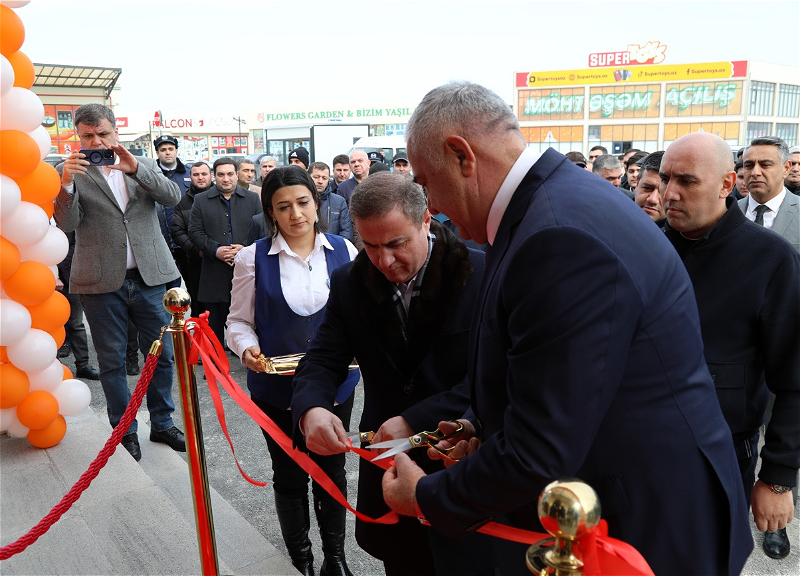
[537,480,601,541]
[163,287,192,316]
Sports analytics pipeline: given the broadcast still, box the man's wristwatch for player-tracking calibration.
[769,483,792,494]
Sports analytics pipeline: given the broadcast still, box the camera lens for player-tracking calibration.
[89,151,102,164]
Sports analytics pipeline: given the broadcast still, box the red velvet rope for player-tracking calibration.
[185,315,654,575]
[0,353,160,560]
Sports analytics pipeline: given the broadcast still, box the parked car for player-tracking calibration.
[44,154,68,167]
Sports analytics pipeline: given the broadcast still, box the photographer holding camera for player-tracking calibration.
[54,103,186,462]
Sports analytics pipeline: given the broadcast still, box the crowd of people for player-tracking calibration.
[51,91,798,575]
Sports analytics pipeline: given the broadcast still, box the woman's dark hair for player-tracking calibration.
[261,165,326,236]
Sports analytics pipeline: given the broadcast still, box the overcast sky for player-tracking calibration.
[14,0,800,112]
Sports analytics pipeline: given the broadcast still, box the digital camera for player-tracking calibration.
[82,148,115,166]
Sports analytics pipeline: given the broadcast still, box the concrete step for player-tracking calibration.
[0,406,298,576]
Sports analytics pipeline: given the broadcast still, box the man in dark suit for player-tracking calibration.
[188,157,262,346]
[54,103,185,462]
[381,82,752,575]
[291,172,493,575]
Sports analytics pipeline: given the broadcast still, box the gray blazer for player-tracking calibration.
[739,190,800,253]
[188,185,262,302]
[54,156,181,294]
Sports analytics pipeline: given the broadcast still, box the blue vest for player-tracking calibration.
[247,234,360,409]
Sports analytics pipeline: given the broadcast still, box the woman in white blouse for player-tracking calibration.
[227,166,359,576]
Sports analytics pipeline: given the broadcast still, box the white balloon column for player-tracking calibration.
[0,1,91,448]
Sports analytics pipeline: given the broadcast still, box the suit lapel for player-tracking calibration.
[771,192,798,239]
[85,167,124,212]
[468,148,567,386]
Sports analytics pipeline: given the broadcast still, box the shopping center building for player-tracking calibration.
[513,42,799,155]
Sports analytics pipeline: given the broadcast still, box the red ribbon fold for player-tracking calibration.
[182,313,653,575]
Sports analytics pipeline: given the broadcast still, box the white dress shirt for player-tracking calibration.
[226,232,358,362]
[485,146,540,246]
[65,160,137,269]
[745,188,786,230]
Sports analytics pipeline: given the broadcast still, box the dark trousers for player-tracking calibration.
[203,300,231,349]
[63,290,90,367]
[251,395,353,500]
[735,432,760,505]
[175,251,205,317]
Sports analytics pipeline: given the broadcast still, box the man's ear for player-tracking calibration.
[444,135,476,177]
[720,170,737,199]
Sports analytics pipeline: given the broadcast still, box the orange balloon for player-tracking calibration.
[62,365,73,380]
[15,162,61,206]
[0,235,21,280]
[16,389,59,430]
[0,362,30,408]
[28,290,70,333]
[0,347,8,363]
[0,5,25,57]
[27,415,67,448]
[3,260,55,306]
[7,50,34,89]
[0,131,41,179]
[47,325,66,348]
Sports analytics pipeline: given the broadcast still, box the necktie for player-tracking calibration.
[754,204,769,226]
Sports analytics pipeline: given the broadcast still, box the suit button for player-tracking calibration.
[306,317,312,323]
[123,219,129,224]
[403,385,413,394]
[306,338,311,343]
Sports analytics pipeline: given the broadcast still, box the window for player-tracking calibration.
[746,122,772,141]
[777,84,800,117]
[775,123,798,147]
[749,81,775,116]
[588,125,601,141]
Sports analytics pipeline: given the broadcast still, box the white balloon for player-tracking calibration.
[19,225,68,265]
[6,416,30,438]
[0,55,14,97]
[28,359,65,392]
[0,174,21,219]
[29,125,53,160]
[0,201,49,246]
[52,378,91,417]
[0,297,31,346]
[6,328,57,372]
[0,87,44,133]
[0,407,18,432]
[0,1,32,7]
[48,264,58,280]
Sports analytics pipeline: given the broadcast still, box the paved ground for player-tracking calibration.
[29,326,800,575]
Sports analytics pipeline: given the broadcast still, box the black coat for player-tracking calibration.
[291,221,491,571]
[188,185,261,302]
[665,198,800,487]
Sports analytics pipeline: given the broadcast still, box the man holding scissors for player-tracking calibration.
[292,172,494,575]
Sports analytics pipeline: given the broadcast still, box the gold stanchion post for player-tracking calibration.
[163,288,219,576]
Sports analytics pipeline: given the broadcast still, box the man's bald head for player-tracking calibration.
[659,132,737,239]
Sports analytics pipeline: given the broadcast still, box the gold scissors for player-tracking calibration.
[362,421,465,461]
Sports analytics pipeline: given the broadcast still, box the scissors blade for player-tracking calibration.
[364,438,409,450]
[371,442,413,461]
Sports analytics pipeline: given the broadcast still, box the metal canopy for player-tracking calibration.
[33,63,122,98]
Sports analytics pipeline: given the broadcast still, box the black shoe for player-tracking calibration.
[150,426,186,452]
[121,432,141,461]
[126,357,140,376]
[57,343,71,359]
[75,365,100,380]
[763,528,790,559]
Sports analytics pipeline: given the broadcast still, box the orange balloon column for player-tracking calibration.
[0,3,84,449]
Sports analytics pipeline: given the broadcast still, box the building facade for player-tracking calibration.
[514,51,800,155]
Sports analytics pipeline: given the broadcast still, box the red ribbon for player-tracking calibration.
[183,313,653,575]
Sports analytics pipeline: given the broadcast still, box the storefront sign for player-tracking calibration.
[516,61,748,88]
[588,41,668,68]
[256,107,414,125]
[521,81,741,118]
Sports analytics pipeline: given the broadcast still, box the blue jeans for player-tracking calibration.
[81,278,176,435]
